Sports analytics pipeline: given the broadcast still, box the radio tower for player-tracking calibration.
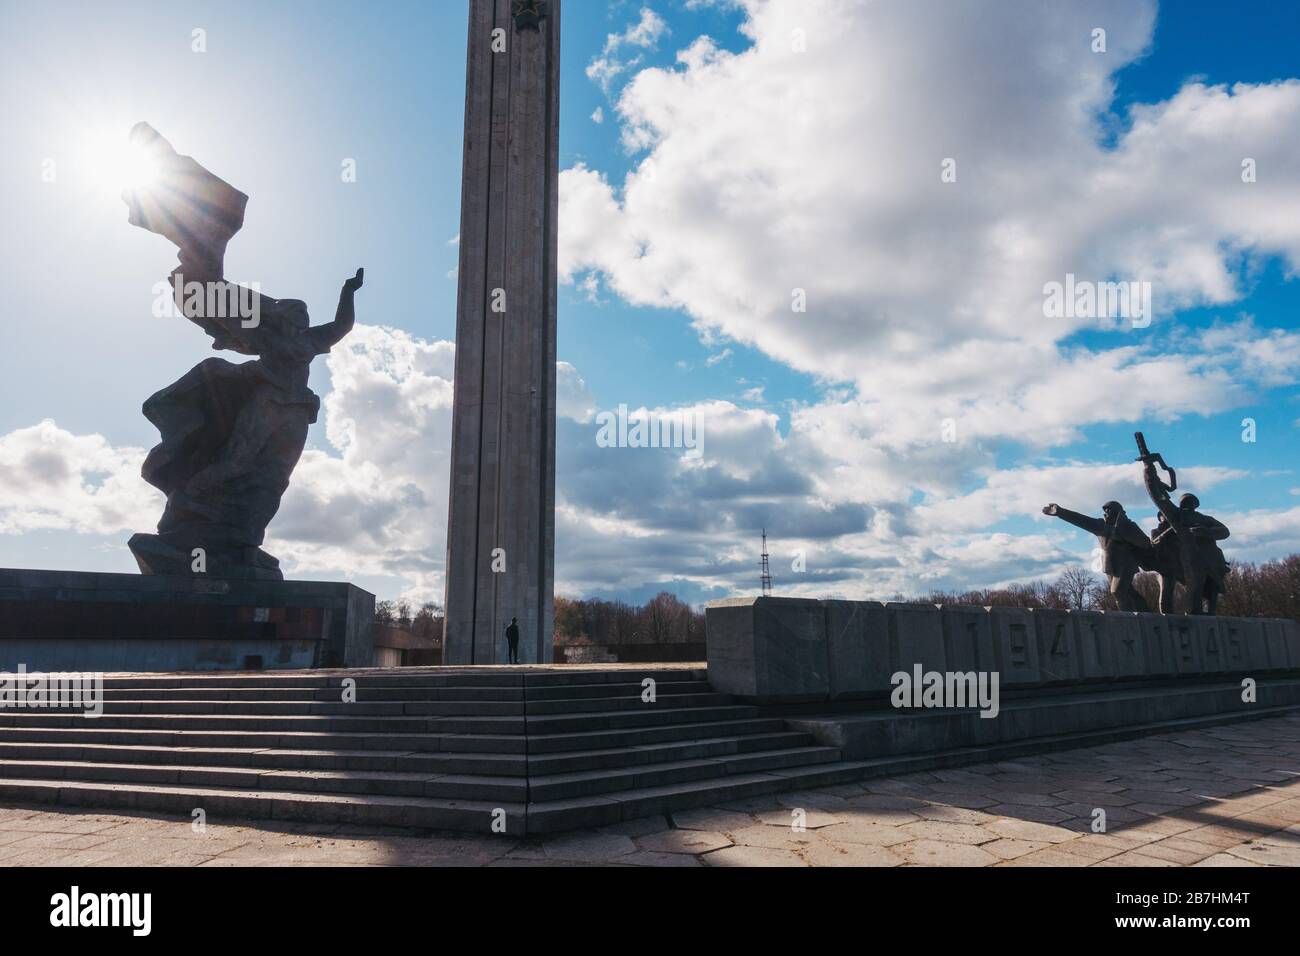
[760,529,773,595]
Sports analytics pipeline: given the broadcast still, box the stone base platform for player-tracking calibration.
[0,658,1294,837]
[703,597,1300,791]
[0,569,375,671]
[706,597,1300,703]
[785,678,1300,759]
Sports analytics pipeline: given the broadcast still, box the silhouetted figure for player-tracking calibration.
[506,617,520,665]
[1143,465,1231,615]
[1042,501,1152,611]
[1143,511,1184,613]
[122,122,363,580]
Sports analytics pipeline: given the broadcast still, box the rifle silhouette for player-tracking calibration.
[1134,431,1176,495]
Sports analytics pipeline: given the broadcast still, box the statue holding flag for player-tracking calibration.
[122,123,364,581]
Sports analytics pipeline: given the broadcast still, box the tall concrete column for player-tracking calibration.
[443,0,559,664]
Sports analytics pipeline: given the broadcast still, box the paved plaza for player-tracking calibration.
[0,712,1296,867]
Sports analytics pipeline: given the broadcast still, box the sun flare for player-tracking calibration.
[85,130,160,195]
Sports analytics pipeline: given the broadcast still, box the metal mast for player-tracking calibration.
[760,529,772,595]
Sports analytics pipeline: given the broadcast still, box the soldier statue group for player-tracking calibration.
[1042,433,1231,616]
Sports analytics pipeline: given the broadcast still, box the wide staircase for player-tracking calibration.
[0,666,860,835]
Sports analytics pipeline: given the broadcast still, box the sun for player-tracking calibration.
[84,127,160,195]
[113,139,161,192]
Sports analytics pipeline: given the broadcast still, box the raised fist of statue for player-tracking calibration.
[342,268,364,294]
[1042,503,1059,516]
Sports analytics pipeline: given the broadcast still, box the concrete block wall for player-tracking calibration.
[0,569,376,671]
[706,596,1300,703]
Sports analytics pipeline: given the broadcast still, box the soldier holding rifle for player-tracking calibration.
[1136,432,1231,615]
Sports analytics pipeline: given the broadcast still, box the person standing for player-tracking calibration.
[505,617,520,665]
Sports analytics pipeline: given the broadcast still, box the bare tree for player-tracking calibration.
[1055,567,1098,610]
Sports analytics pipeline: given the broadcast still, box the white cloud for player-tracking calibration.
[1216,505,1300,564]
[561,0,1300,455]
[914,463,1246,538]
[704,347,732,367]
[549,0,1300,598]
[265,324,457,602]
[587,7,670,93]
[0,420,159,536]
[557,361,597,423]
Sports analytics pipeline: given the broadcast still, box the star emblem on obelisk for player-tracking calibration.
[512,0,548,32]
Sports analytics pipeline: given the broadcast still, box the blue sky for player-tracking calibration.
[1,0,1298,606]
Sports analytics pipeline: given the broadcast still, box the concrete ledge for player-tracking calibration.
[0,568,375,670]
[787,678,1300,759]
[706,596,829,702]
[706,596,1300,703]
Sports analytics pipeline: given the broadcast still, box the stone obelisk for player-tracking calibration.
[443,0,559,664]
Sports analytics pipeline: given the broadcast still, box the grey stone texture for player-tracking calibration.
[443,0,561,665]
[0,568,374,669]
[988,607,1042,688]
[788,680,1300,760]
[706,596,1300,704]
[1028,607,1081,684]
[3,711,1296,867]
[824,599,889,699]
[940,604,996,675]
[706,596,830,701]
[887,603,947,676]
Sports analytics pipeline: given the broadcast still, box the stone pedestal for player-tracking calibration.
[706,596,1300,703]
[0,568,374,671]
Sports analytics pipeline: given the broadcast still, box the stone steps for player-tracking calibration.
[89,680,712,703]
[524,730,816,774]
[0,777,526,832]
[0,741,530,776]
[524,717,789,753]
[528,746,843,802]
[0,759,527,801]
[0,702,754,733]
[0,726,529,753]
[525,760,877,833]
[28,689,727,716]
[524,680,711,701]
[0,666,843,835]
[91,668,708,689]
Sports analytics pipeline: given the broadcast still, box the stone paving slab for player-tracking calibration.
[0,712,1295,867]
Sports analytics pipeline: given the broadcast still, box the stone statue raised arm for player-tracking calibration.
[123,123,364,580]
[1141,457,1230,615]
[1042,501,1151,611]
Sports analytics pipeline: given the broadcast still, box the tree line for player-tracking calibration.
[554,592,705,646]
[373,591,707,647]
[374,600,443,639]
[911,554,1300,620]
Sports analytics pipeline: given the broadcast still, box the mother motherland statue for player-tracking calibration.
[122,122,364,581]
